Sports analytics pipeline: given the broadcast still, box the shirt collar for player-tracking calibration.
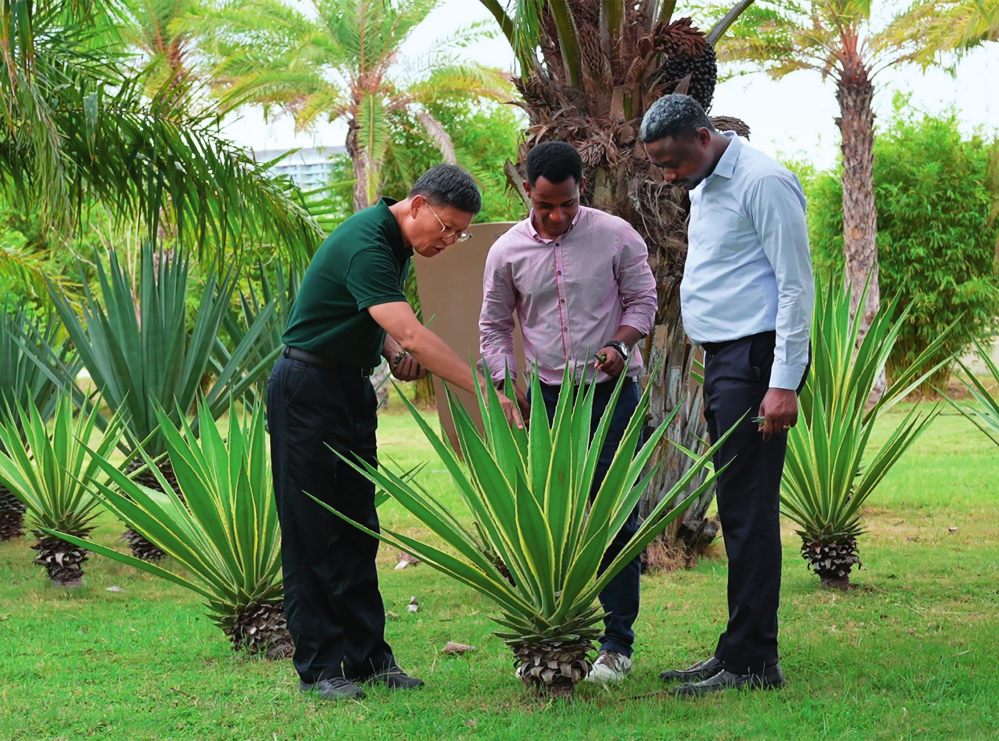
[707,130,742,183]
[378,197,412,260]
[526,206,584,243]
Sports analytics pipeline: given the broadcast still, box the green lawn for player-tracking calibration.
[2,405,997,740]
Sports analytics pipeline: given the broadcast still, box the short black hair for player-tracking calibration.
[640,94,716,143]
[409,164,482,214]
[525,141,584,187]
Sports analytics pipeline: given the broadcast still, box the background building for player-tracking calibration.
[253,146,346,191]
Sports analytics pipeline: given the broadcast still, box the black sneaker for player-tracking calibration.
[367,666,425,690]
[299,677,365,700]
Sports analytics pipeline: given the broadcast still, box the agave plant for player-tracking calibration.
[50,400,291,656]
[46,243,278,560]
[950,339,999,448]
[0,306,81,541]
[324,366,731,698]
[214,263,300,409]
[780,280,951,588]
[0,396,124,587]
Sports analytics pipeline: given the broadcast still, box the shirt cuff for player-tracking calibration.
[478,353,517,384]
[770,362,806,391]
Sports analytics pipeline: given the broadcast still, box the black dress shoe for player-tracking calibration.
[299,677,365,700]
[366,666,425,690]
[672,664,785,697]
[660,656,725,683]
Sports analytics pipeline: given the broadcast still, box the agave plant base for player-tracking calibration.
[0,484,26,541]
[224,601,293,659]
[801,538,862,590]
[32,536,88,587]
[514,637,594,699]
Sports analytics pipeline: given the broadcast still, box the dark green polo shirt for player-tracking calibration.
[282,198,412,367]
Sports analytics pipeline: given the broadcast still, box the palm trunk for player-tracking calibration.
[346,120,373,212]
[836,63,885,402]
[586,167,717,561]
[637,279,716,559]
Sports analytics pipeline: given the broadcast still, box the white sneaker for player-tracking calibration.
[585,650,632,684]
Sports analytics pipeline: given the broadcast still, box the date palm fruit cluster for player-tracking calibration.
[656,18,718,111]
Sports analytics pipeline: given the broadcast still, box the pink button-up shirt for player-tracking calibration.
[479,206,658,386]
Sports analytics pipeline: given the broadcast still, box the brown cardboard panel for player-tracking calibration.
[413,222,526,450]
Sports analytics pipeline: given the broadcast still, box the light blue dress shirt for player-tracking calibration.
[682,131,815,390]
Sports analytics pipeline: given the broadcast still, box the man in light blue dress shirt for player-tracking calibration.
[640,94,814,696]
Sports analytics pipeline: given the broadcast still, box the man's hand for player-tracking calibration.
[513,384,531,420]
[594,346,626,378]
[757,388,799,441]
[390,353,427,382]
[486,392,525,430]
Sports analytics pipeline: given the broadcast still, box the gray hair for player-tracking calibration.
[409,164,482,214]
[640,94,715,143]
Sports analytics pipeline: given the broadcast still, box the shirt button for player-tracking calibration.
[562,327,568,332]
[557,270,562,275]
[560,299,565,304]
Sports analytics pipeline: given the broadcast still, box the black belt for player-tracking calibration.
[282,346,375,377]
[700,339,739,357]
[701,331,776,358]
[539,377,635,397]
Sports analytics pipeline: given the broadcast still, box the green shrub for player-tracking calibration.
[807,98,999,386]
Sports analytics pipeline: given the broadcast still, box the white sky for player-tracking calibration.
[221,0,999,171]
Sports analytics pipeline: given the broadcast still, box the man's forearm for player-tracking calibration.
[610,325,645,348]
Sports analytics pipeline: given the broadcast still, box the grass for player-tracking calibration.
[2,404,998,740]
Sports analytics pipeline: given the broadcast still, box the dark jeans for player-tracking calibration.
[703,331,807,675]
[267,355,395,683]
[536,379,642,658]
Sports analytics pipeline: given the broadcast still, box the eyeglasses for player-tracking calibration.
[426,202,473,243]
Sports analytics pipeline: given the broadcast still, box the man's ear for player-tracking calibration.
[409,193,425,217]
[522,181,532,200]
[578,176,587,195]
[697,127,712,147]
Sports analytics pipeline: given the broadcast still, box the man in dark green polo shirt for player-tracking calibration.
[268,165,522,701]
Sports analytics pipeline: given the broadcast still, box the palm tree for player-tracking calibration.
[200,0,513,211]
[476,0,753,557]
[903,0,999,60]
[707,0,941,362]
[119,0,202,106]
[0,0,324,289]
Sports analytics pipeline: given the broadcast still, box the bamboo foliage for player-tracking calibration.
[320,364,734,695]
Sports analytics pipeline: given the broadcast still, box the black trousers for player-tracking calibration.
[703,331,806,675]
[267,355,395,683]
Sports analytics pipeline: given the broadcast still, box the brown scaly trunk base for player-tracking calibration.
[513,637,593,699]
[121,457,182,561]
[0,484,27,541]
[801,538,861,590]
[32,536,88,587]
[642,518,721,573]
[224,601,294,659]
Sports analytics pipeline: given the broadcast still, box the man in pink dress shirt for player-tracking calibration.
[479,141,658,684]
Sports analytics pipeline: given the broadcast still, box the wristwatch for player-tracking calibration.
[605,340,631,363]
